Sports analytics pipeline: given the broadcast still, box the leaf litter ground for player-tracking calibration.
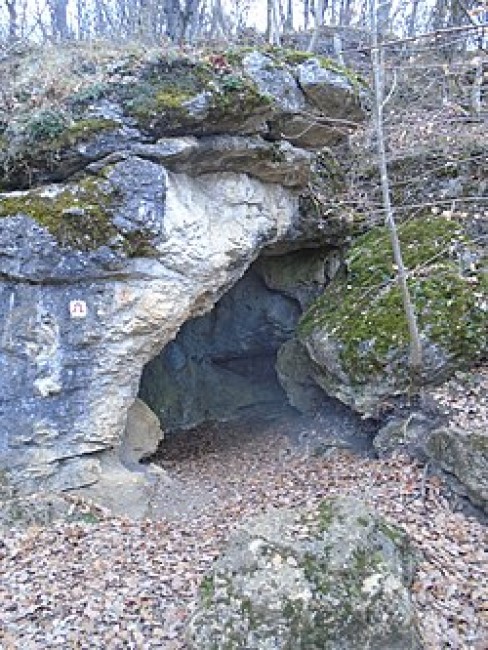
[1,371,487,649]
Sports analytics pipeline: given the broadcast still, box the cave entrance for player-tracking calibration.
[137,257,307,435]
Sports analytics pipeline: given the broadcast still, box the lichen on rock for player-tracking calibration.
[186,497,421,649]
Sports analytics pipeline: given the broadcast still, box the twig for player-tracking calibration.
[421,461,431,504]
[382,69,397,108]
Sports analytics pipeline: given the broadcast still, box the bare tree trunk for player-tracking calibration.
[48,0,70,39]
[340,0,353,26]
[304,0,310,30]
[471,55,483,115]
[5,0,18,42]
[369,0,423,375]
[165,0,183,41]
[266,0,281,45]
[209,0,227,40]
[407,0,421,36]
[94,0,106,37]
[185,0,201,42]
[376,0,392,35]
[284,0,294,33]
[330,0,345,64]
[308,0,325,52]
[278,0,286,29]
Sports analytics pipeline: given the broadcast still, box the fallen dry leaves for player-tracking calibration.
[1,406,487,649]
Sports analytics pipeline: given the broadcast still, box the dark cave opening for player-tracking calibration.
[136,249,378,461]
[138,258,305,434]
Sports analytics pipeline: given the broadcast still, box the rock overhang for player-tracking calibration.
[0,45,367,191]
[0,43,368,496]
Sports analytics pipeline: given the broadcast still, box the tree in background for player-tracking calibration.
[4,0,17,42]
[1,0,486,46]
[47,0,70,39]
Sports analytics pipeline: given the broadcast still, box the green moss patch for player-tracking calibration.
[119,59,207,126]
[59,118,120,145]
[299,214,487,382]
[0,173,157,256]
[207,75,272,124]
[119,57,272,133]
[0,177,120,250]
[0,116,121,191]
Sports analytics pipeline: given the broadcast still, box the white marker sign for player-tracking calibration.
[69,300,88,319]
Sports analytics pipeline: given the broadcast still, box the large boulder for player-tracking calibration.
[297,57,367,119]
[120,397,165,467]
[241,50,367,150]
[292,213,487,416]
[187,497,421,649]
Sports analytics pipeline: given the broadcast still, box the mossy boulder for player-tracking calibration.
[296,213,487,415]
[187,497,421,649]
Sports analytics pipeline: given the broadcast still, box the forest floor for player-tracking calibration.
[1,367,487,649]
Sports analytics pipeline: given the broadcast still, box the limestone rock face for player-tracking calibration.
[120,398,164,467]
[187,497,421,650]
[0,156,300,492]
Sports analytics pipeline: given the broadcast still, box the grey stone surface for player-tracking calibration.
[0,157,303,493]
[242,51,306,113]
[120,398,165,467]
[426,426,488,511]
[276,338,326,414]
[242,51,366,149]
[373,414,436,459]
[256,247,340,308]
[187,497,421,649]
[159,136,313,188]
[297,58,366,120]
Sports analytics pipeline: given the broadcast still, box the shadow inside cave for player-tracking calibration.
[136,254,377,465]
